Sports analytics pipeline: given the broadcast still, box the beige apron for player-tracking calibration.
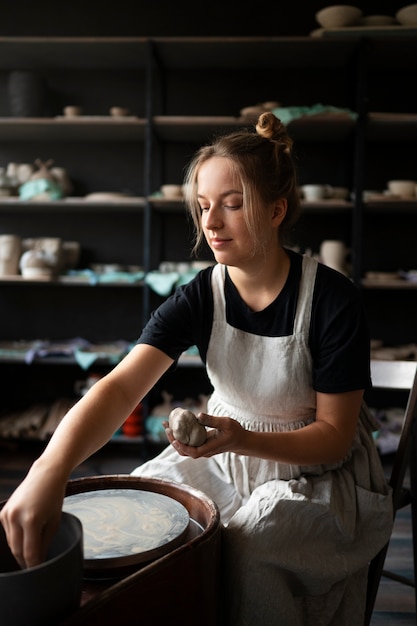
[133,257,393,625]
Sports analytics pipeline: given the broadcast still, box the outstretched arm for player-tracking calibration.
[0,343,173,569]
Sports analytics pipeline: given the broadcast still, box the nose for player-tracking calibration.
[203,206,223,230]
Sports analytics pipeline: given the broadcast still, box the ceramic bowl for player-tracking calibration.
[0,512,83,626]
[396,4,417,25]
[161,184,183,198]
[316,5,363,28]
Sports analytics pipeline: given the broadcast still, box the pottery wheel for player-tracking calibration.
[63,489,190,564]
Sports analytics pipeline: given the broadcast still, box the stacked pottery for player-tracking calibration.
[0,235,22,276]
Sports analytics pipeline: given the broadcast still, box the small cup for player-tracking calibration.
[301,184,332,202]
[63,105,82,117]
[110,106,129,117]
[387,180,416,198]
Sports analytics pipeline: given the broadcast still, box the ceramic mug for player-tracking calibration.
[387,180,416,198]
[302,184,332,201]
[320,240,348,274]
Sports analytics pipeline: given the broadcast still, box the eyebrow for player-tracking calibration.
[197,189,243,200]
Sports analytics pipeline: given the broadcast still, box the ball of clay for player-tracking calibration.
[168,407,207,446]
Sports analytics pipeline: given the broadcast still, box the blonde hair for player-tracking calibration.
[183,112,301,256]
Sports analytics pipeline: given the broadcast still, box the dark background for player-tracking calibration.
[0,1,411,37]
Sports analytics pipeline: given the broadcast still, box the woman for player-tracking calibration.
[1,113,392,625]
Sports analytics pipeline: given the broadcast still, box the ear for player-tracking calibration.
[271,198,287,227]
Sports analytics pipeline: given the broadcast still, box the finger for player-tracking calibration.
[171,439,188,456]
[171,439,200,458]
[22,522,46,569]
[2,519,26,569]
[164,426,175,443]
[197,412,218,428]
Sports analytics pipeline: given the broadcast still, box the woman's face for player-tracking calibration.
[197,157,255,267]
[197,156,280,267]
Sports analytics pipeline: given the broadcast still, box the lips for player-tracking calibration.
[210,237,231,248]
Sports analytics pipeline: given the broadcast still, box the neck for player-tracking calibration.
[227,247,290,312]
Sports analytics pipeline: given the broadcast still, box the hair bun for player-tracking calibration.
[256,112,292,154]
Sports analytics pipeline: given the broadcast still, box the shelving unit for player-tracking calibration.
[0,35,416,445]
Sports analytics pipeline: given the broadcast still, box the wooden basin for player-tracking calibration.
[60,475,222,626]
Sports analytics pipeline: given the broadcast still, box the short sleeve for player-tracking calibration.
[137,267,214,362]
[310,264,371,393]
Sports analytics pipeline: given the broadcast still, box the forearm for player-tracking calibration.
[237,420,353,465]
[234,390,363,465]
[36,378,134,479]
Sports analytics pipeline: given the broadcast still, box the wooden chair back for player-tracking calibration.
[364,360,417,624]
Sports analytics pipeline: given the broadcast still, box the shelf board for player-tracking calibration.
[364,198,417,212]
[0,276,145,287]
[370,112,417,123]
[0,117,147,141]
[0,197,145,211]
[0,353,125,365]
[367,112,417,141]
[152,114,356,142]
[301,199,352,211]
[320,26,417,43]
[362,278,417,290]
[0,37,149,69]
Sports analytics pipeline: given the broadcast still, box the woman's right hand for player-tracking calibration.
[0,459,68,569]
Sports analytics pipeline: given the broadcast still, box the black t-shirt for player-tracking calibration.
[138,249,371,394]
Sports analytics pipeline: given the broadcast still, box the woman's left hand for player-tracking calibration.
[164,412,246,458]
